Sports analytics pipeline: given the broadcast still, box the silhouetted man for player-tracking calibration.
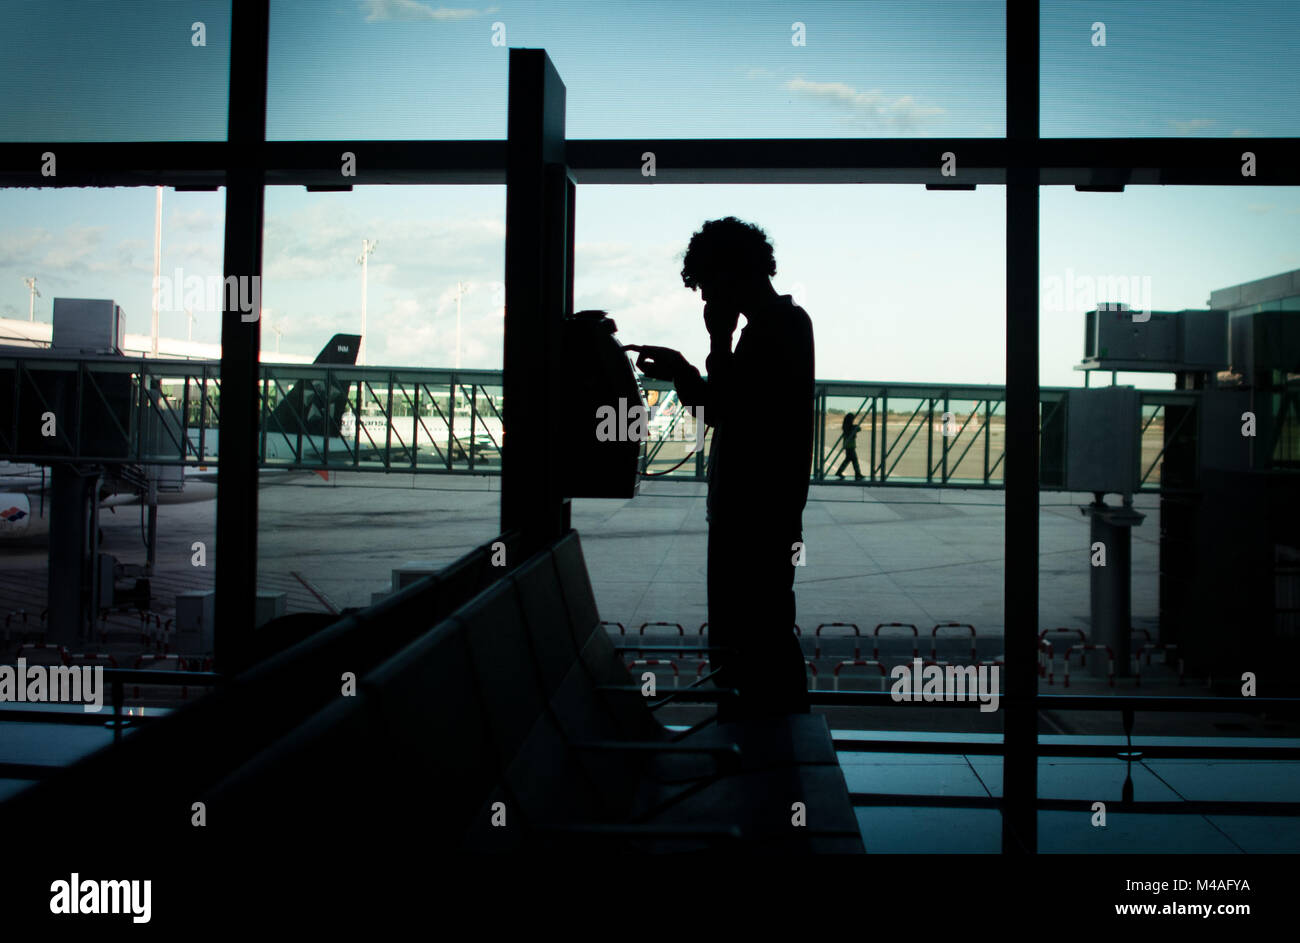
[632,217,813,720]
[837,412,864,480]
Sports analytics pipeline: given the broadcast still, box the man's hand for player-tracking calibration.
[626,345,689,382]
[703,302,740,342]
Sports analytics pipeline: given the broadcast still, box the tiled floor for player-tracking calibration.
[2,479,1286,850]
[837,746,1300,853]
[577,481,1147,638]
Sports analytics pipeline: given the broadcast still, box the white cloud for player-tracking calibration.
[1167,118,1216,134]
[38,225,109,274]
[359,0,495,22]
[0,229,54,262]
[168,208,218,233]
[785,77,945,131]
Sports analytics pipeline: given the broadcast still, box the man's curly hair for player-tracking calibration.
[680,217,776,290]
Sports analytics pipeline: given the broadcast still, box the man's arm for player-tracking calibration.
[630,303,739,428]
[674,334,734,428]
[686,302,741,428]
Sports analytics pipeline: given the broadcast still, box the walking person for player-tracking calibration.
[837,411,864,480]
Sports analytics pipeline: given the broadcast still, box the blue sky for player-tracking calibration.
[1,1,1297,386]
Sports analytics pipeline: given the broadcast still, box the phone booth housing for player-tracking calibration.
[562,310,642,498]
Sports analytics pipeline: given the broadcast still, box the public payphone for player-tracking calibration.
[561,309,642,498]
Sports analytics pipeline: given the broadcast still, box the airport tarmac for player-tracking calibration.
[257,473,1162,642]
[1,472,1160,649]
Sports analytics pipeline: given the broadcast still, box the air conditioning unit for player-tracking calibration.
[51,298,126,355]
[1083,308,1228,372]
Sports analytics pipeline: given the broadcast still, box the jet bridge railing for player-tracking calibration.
[2,352,1266,492]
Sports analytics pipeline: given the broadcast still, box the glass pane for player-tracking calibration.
[268,0,1006,140]
[0,0,231,142]
[256,185,504,618]
[574,184,1007,724]
[1042,0,1300,138]
[0,187,225,722]
[1039,184,1300,712]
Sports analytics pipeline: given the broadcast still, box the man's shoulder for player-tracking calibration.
[773,294,811,326]
[781,297,813,342]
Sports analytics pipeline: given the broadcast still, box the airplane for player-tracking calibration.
[174,332,499,470]
[183,333,361,466]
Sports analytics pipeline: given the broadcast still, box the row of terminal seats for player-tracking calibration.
[2,530,864,854]
[0,530,526,849]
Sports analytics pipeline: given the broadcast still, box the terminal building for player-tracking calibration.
[0,1,1297,886]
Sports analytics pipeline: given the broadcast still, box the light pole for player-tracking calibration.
[23,276,39,322]
[152,186,162,357]
[454,280,469,370]
[357,239,377,365]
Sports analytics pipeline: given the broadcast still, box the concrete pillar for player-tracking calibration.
[1085,498,1145,678]
[47,464,97,647]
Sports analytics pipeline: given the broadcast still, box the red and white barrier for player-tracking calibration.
[930,622,977,663]
[1041,627,1088,666]
[872,623,919,662]
[815,622,861,660]
[1038,638,1055,684]
[1063,644,1115,688]
[15,643,68,667]
[625,658,679,688]
[832,659,887,691]
[637,621,687,657]
[65,652,118,669]
[3,610,29,645]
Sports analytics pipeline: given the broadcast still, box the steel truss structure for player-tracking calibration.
[4,353,1226,491]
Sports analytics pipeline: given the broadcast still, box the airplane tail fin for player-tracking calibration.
[268,334,361,441]
[313,334,361,365]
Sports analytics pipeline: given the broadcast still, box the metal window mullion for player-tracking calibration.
[1003,0,1039,857]
[385,374,394,471]
[411,382,420,469]
[6,138,1300,188]
[180,375,191,460]
[942,392,950,484]
[258,371,270,464]
[925,397,934,485]
[469,384,477,472]
[352,381,363,468]
[878,393,887,482]
[213,0,269,676]
[198,369,209,461]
